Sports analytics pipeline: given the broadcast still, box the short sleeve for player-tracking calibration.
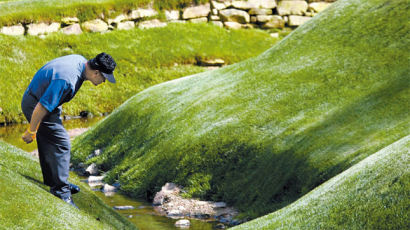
[39,79,71,112]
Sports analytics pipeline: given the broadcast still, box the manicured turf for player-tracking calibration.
[0,140,137,229]
[0,23,277,124]
[71,0,409,223]
[232,135,409,229]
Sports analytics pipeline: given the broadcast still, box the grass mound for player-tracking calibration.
[0,141,136,229]
[0,23,276,123]
[232,135,410,229]
[72,0,409,220]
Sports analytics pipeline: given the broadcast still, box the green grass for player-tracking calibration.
[0,140,137,229]
[70,0,409,223]
[0,0,208,26]
[0,23,277,124]
[232,135,410,229]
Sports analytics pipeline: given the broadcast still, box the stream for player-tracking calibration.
[0,117,219,230]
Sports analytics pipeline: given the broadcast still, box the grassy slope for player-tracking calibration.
[0,0,208,26]
[233,135,410,229]
[0,23,276,123]
[0,141,137,229]
[72,0,409,220]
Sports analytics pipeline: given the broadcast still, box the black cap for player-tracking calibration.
[89,52,117,83]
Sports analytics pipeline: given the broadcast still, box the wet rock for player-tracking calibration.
[213,202,227,208]
[85,163,99,176]
[88,175,105,182]
[103,184,117,192]
[113,205,135,210]
[175,219,190,228]
[215,223,226,229]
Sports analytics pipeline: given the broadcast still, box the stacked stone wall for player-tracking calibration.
[0,0,336,36]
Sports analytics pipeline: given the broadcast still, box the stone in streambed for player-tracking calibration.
[113,205,135,210]
[175,219,190,228]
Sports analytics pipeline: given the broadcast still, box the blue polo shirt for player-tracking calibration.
[26,55,87,113]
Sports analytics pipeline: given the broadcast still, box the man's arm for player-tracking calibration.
[22,102,48,144]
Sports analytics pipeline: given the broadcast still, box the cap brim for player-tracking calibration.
[102,72,116,83]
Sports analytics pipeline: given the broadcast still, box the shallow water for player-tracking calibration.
[0,117,219,230]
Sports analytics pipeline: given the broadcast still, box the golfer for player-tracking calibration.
[21,53,117,208]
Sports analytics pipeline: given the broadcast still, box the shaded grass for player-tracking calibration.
[0,0,208,26]
[0,140,137,229]
[232,136,410,229]
[71,0,409,222]
[0,23,277,123]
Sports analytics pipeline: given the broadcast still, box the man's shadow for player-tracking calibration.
[22,175,48,192]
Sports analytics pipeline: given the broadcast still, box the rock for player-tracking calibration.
[250,16,257,23]
[212,9,219,15]
[108,14,128,25]
[256,15,274,23]
[198,58,225,66]
[82,19,108,33]
[94,149,101,156]
[167,210,182,216]
[262,15,285,29]
[103,184,117,192]
[189,17,208,23]
[88,175,105,182]
[153,182,180,205]
[138,19,167,29]
[0,24,25,36]
[211,1,227,10]
[85,163,99,175]
[214,202,227,208]
[277,1,308,16]
[117,21,135,30]
[175,219,190,228]
[224,21,243,29]
[169,20,186,24]
[165,10,180,21]
[129,8,158,19]
[249,8,273,15]
[27,22,60,36]
[182,4,210,19]
[211,21,224,27]
[219,9,250,24]
[216,223,226,229]
[113,206,135,210]
[61,17,79,25]
[232,0,276,10]
[270,32,280,38]
[309,2,332,13]
[288,15,311,26]
[210,15,221,21]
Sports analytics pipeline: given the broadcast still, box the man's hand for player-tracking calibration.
[22,102,47,144]
[22,129,36,144]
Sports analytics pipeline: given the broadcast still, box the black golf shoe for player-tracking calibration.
[62,196,79,209]
[69,183,80,194]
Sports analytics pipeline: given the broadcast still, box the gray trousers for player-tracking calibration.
[21,91,71,199]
